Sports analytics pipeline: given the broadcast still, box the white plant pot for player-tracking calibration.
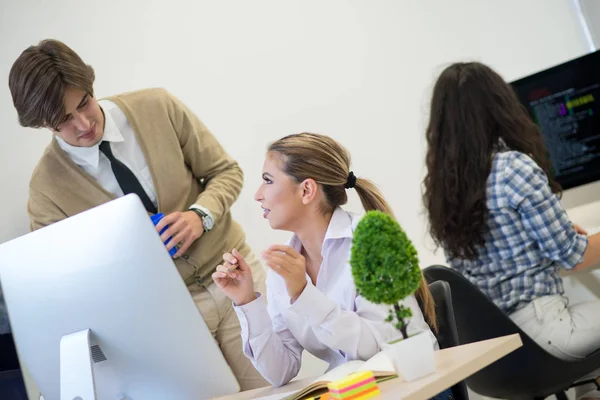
[381,330,436,382]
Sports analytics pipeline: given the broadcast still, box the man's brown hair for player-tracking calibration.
[8,39,95,130]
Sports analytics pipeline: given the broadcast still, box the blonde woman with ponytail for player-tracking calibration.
[212,133,438,388]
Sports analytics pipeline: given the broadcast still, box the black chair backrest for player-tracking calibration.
[419,280,469,400]
[427,281,460,352]
[0,334,19,372]
[0,333,27,400]
[423,265,600,398]
[0,369,28,400]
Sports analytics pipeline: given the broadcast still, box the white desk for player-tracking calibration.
[213,334,523,400]
[566,201,600,298]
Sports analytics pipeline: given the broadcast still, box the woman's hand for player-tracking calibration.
[212,248,256,306]
[262,245,307,302]
[574,224,588,236]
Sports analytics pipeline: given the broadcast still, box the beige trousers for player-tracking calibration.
[187,250,268,391]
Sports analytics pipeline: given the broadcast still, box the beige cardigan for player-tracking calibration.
[28,88,248,282]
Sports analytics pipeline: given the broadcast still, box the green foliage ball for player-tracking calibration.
[350,210,421,305]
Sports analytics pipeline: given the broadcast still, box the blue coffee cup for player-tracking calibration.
[151,213,177,257]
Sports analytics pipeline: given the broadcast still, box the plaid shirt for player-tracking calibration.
[447,151,588,314]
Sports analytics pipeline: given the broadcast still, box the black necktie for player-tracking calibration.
[99,141,157,214]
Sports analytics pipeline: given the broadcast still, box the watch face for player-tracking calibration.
[191,207,213,230]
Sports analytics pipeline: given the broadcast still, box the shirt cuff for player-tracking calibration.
[561,233,588,270]
[189,204,213,217]
[288,282,336,326]
[233,292,272,338]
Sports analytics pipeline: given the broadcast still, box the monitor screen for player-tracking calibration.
[0,195,240,399]
[511,50,600,190]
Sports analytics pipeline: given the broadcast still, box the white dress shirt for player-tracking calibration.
[56,100,158,207]
[234,207,438,387]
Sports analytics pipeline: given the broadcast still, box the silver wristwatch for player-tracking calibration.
[189,205,214,232]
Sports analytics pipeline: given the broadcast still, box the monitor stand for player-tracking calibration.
[60,329,97,400]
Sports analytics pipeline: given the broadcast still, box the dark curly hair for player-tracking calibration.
[423,62,561,260]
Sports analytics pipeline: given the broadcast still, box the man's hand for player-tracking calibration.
[156,211,204,258]
[262,245,307,302]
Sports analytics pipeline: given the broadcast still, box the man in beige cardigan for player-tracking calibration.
[8,39,267,391]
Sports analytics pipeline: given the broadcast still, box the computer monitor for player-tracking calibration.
[0,195,240,400]
[511,50,600,209]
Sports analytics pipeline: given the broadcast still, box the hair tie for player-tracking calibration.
[345,171,357,189]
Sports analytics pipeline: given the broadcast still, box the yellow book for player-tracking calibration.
[280,351,397,400]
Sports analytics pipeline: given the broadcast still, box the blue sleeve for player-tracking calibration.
[503,152,587,269]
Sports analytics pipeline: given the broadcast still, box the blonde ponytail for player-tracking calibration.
[354,178,437,333]
[416,275,438,333]
[354,178,395,217]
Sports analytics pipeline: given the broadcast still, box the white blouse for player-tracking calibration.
[234,207,437,386]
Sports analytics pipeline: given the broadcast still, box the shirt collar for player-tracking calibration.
[493,138,509,153]
[56,105,124,169]
[289,207,354,254]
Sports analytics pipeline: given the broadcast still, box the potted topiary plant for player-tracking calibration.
[350,210,435,381]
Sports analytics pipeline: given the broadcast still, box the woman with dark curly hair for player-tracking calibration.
[423,61,600,398]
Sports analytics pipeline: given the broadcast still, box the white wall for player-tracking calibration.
[0,1,591,398]
[580,0,600,47]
